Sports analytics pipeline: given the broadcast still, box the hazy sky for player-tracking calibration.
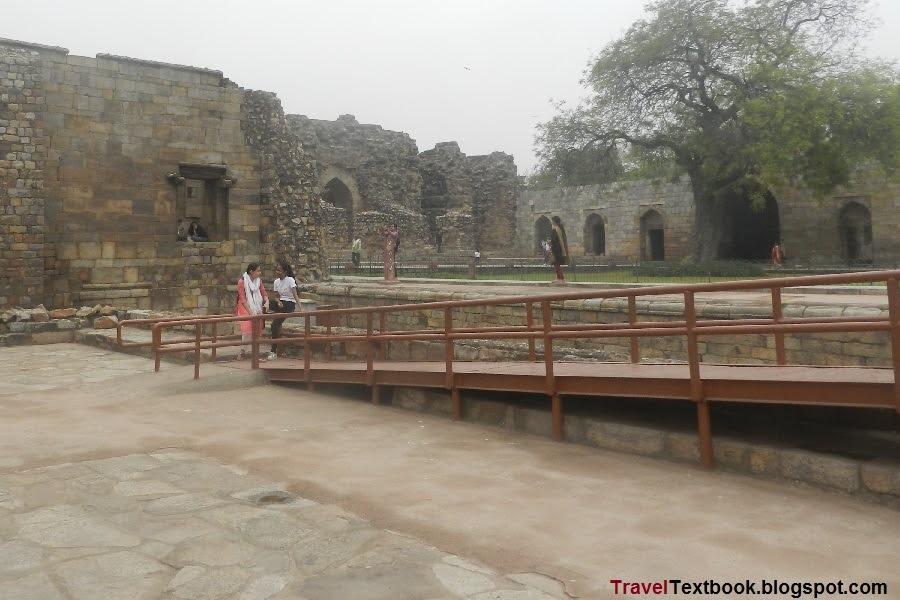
[7,0,899,173]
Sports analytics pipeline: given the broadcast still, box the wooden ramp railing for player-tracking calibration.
[118,270,900,469]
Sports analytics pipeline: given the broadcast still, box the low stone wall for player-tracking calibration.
[388,386,899,506]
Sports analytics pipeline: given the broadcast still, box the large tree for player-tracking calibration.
[536,0,899,259]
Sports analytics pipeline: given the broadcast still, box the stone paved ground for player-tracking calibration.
[0,451,562,600]
[1,344,898,599]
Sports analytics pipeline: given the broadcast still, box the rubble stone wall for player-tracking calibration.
[0,43,46,307]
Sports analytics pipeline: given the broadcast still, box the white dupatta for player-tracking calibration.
[242,272,264,315]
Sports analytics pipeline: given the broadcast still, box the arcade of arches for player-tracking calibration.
[528,190,884,265]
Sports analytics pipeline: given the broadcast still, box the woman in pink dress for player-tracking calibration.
[383,223,399,281]
[235,263,269,359]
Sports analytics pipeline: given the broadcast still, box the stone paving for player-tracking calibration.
[0,451,563,600]
[2,343,898,599]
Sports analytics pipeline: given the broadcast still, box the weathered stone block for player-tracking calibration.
[24,321,57,333]
[31,331,74,344]
[860,460,900,496]
[664,431,700,463]
[713,438,750,470]
[93,315,118,328]
[780,450,860,493]
[748,446,780,477]
[585,421,665,456]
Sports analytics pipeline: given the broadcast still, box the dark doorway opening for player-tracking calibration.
[584,213,606,255]
[719,187,780,261]
[840,201,873,264]
[535,216,552,256]
[640,210,665,261]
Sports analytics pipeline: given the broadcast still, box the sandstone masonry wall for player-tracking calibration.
[0,40,312,313]
[519,175,900,264]
[518,178,694,260]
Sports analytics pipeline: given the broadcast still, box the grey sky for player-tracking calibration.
[7,0,899,174]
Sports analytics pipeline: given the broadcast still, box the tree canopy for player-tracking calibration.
[535,0,899,259]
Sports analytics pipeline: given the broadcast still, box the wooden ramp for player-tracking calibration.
[260,359,896,410]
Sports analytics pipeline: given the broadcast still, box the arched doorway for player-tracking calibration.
[584,213,606,255]
[535,216,552,255]
[322,178,354,242]
[718,186,781,261]
[640,210,665,261]
[839,201,873,264]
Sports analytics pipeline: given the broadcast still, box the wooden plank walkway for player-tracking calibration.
[260,359,896,410]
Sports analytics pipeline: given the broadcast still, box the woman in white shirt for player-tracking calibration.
[268,262,302,360]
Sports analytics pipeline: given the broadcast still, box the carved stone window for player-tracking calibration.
[167,163,235,242]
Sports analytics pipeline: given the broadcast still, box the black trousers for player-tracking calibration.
[270,300,295,352]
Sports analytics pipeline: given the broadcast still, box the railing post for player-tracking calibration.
[628,295,639,363]
[444,307,454,390]
[194,324,201,380]
[367,312,377,403]
[771,287,786,365]
[211,322,218,362]
[304,314,312,388]
[685,291,713,469]
[526,301,536,361]
[888,278,900,414]
[152,324,162,372]
[326,314,333,361]
[379,312,387,359]
[250,315,260,370]
[541,300,562,441]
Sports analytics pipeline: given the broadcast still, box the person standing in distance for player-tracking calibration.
[549,216,569,283]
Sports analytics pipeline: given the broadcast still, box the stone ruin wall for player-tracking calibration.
[519,174,900,265]
[0,36,521,312]
[0,43,45,308]
[293,116,519,263]
[0,38,329,313]
[774,171,900,266]
[518,178,695,261]
[290,114,429,261]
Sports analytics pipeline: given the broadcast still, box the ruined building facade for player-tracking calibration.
[0,38,518,311]
[518,173,899,265]
[3,37,896,315]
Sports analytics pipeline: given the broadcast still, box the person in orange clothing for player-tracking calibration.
[235,262,269,360]
[770,240,784,266]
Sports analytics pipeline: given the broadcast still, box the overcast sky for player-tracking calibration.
[7,0,899,174]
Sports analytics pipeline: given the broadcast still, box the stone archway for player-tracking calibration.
[584,213,606,255]
[640,210,665,261]
[839,201,873,264]
[322,178,354,243]
[535,216,552,256]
